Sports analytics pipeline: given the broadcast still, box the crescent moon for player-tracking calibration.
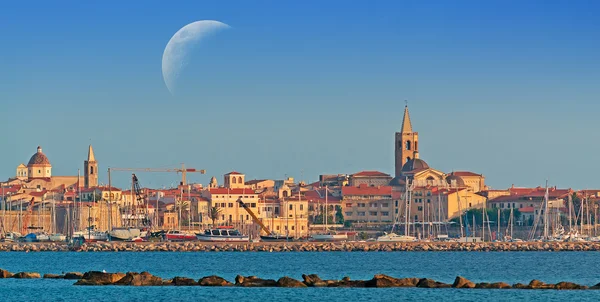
[161,20,230,95]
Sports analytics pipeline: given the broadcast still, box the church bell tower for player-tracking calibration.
[84,145,99,188]
[395,104,419,177]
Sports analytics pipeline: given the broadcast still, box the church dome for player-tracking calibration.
[28,146,51,166]
[446,173,465,186]
[389,176,406,187]
[401,158,429,172]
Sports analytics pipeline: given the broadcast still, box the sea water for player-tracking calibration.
[0,252,599,301]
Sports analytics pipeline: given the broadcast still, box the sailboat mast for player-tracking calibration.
[404,177,409,236]
[543,180,549,239]
[324,186,328,228]
[458,190,464,238]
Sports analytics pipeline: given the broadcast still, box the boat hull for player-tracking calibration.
[311,234,348,242]
[109,228,142,241]
[260,235,293,242]
[376,234,417,242]
[166,234,197,242]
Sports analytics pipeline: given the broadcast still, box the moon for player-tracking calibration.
[162,20,230,95]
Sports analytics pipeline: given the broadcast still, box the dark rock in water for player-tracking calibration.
[63,272,84,280]
[43,274,64,279]
[172,277,198,286]
[528,280,555,289]
[302,274,327,287]
[452,276,475,288]
[335,277,367,288]
[199,275,233,287]
[475,282,491,289]
[366,274,419,288]
[277,277,307,288]
[0,269,14,278]
[12,272,41,279]
[416,278,450,288]
[512,283,528,289]
[115,272,163,286]
[74,271,126,285]
[554,282,587,290]
[235,275,277,287]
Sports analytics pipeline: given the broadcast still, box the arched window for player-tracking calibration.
[232,177,237,184]
[90,167,94,175]
[238,177,243,184]
[283,191,289,198]
[406,141,411,150]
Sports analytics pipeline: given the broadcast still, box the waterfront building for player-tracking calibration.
[341,184,395,224]
[348,171,392,187]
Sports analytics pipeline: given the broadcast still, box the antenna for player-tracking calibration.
[405,100,408,107]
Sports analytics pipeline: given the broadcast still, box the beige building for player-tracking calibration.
[202,172,260,226]
[348,171,392,187]
[341,184,395,223]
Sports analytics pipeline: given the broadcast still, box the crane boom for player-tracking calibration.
[109,164,205,185]
[236,198,272,236]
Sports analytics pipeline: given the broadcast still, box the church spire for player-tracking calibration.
[400,102,413,133]
[87,145,96,162]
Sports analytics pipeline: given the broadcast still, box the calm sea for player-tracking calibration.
[1,252,599,301]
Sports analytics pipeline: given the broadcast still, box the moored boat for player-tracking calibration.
[49,233,67,242]
[376,232,417,242]
[311,232,348,242]
[260,234,293,242]
[74,230,108,242]
[109,228,142,241]
[196,227,250,242]
[165,230,197,242]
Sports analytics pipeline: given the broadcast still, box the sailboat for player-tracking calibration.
[378,177,416,242]
[311,187,347,242]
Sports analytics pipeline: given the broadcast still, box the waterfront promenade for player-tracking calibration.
[2,241,600,252]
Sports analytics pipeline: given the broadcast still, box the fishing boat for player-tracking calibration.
[165,230,197,242]
[108,227,142,241]
[377,232,417,242]
[196,227,250,242]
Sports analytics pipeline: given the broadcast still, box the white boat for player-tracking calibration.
[311,232,348,242]
[74,230,108,242]
[1,232,22,242]
[36,232,51,242]
[377,233,417,242]
[109,228,142,241]
[49,234,67,242]
[196,228,250,242]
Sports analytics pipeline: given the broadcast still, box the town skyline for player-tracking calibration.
[1,1,599,189]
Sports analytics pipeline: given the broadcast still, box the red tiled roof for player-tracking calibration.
[351,171,391,177]
[225,171,242,175]
[29,191,46,197]
[342,185,393,196]
[451,171,482,177]
[209,188,256,194]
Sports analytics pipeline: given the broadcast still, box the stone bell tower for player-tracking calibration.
[84,145,99,188]
[394,104,419,178]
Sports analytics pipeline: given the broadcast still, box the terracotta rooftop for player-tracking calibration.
[342,185,393,196]
[209,188,257,194]
[450,171,482,177]
[351,171,391,177]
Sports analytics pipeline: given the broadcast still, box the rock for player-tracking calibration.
[199,275,233,287]
[0,269,14,278]
[590,283,600,290]
[555,282,587,290]
[235,275,277,287]
[452,276,475,288]
[64,272,84,280]
[302,274,327,287]
[528,279,555,289]
[172,277,198,286]
[12,272,41,279]
[74,271,126,285]
[416,278,451,288]
[366,274,419,288]
[512,283,528,289]
[43,274,64,279]
[115,272,163,286]
[488,282,511,289]
[475,282,491,289]
[277,277,307,288]
[336,277,367,288]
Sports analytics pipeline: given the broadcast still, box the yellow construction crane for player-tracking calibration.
[108,163,205,187]
[236,198,292,242]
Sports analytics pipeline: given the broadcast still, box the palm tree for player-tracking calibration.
[209,206,222,226]
[176,200,190,226]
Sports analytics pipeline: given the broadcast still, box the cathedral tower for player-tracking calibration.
[395,105,419,178]
[84,145,98,188]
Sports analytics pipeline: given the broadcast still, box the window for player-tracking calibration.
[276,226,280,231]
[90,167,94,174]
[369,211,377,216]
[513,203,516,208]
[427,199,431,203]
[406,140,411,150]
[233,177,237,184]
[418,206,423,211]
[300,205,304,210]
[381,212,389,216]
[291,226,295,230]
[246,215,249,220]
[229,203,233,208]
[519,204,523,208]
[345,212,353,217]
[381,203,389,207]
[358,212,366,216]
[238,177,243,184]
[250,203,256,208]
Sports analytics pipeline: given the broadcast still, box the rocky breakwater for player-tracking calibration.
[3,241,600,252]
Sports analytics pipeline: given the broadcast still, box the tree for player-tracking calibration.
[335,205,345,225]
[209,206,222,226]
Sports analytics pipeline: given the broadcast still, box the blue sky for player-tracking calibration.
[1,1,599,189]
